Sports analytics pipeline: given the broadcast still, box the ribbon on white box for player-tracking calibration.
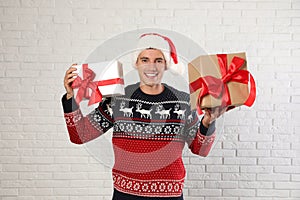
[72,61,125,106]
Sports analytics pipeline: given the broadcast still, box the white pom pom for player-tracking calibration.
[168,62,185,76]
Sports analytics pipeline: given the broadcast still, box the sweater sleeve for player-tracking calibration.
[185,108,216,157]
[61,94,114,144]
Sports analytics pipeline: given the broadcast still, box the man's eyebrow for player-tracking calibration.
[139,57,149,60]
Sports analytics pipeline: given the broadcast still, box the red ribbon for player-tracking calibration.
[72,64,124,106]
[189,54,256,114]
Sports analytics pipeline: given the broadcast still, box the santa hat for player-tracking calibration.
[133,33,184,75]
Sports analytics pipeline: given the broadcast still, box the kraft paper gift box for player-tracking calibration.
[72,60,125,106]
[188,52,256,114]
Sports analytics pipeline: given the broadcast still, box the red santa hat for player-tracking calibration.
[133,33,184,75]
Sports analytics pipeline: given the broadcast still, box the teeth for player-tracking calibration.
[145,73,157,77]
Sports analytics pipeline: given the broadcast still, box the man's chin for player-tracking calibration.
[141,81,161,87]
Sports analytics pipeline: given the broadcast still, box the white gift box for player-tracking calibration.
[73,60,125,105]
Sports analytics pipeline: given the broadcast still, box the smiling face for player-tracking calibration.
[135,48,167,90]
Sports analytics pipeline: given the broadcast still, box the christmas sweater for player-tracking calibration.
[62,83,216,197]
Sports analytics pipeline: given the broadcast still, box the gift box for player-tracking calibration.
[188,52,256,114]
[72,61,125,106]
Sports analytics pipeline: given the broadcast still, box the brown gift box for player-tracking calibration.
[188,52,253,112]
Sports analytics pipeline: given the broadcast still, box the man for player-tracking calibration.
[62,33,225,200]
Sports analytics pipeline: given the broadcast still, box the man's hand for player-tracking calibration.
[64,64,78,100]
[202,106,227,128]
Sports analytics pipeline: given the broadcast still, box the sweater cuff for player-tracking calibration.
[61,93,79,113]
[200,117,216,136]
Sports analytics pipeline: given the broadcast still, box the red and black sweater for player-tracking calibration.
[62,83,216,197]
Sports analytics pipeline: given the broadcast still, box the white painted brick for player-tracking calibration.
[187,173,221,181]
[224,2,256,9]
[257,189,290,197]
[189,189,222,197]
[224,157,256,165]
[223,141,256,150]
[242,10,275,17]
[21,0,55,7]
[19,172,52,180]
[19,188,53,196]
[239,134,272,142]
[209,10,242,18]
[257,142,290,150]
[275,182,300,189]
[0,188,18,196]
[205,181,238,189]
[237,150,270,157]
[2,164,38,172]
[240,166,273,173]
[257,173,290,181]
[291,190,300,197]
[0,0,20,7]
[258,157,291,166]
[292,18,300,25]
[277,10,300,17]
[142,9,174,17]
[158,1,190,9]
[207,165,239,173]
[223,189,255,197]
[222,173,256,181]
[257,2,291,9]
[0,172,19,180]
[189,157,223,165]
[275,166,300,174]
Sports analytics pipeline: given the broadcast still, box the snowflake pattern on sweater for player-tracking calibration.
[62,83,215,197]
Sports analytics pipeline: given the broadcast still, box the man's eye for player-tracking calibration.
[156,60,164,63]
[141,59,148,63]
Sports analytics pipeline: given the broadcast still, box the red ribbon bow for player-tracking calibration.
[189,54,256,114]
[72,64,124,106]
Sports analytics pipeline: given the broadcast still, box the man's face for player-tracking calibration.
[135,49,166,87]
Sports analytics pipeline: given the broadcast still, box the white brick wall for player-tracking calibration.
[0,0,299,199]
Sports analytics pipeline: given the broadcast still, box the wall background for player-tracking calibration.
[0,0,299,199]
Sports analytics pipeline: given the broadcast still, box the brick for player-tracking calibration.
[239,134,272,142]
[224,157,256,165]
[223,189,255,197]
[240,166,273,173]
[257,2,291,9]
[0,188,18,196]
[142,9,174,17]
[189,189,222,197]
[0,0,20,7]
[187,173,221,181]
[275,182,300,189]
[258,158,291,165]
[207,165,239,173]
[224,2,256,9]
[158,1,190,9]
[257,189,290,197]
[237,150,270,157]
[223,141,256,150]
[223,173,256,181]
[242,10,275,17]
[20,0,55,7]
[19,172,52,180]
[257,173,290,181]
[275,166,300,173]
[205,181,238,189]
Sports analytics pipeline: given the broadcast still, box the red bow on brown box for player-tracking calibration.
[188,52,256,114]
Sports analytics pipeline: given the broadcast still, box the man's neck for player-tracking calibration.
[139,83,164,95]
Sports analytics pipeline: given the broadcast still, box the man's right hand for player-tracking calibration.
[64,64,78,100]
